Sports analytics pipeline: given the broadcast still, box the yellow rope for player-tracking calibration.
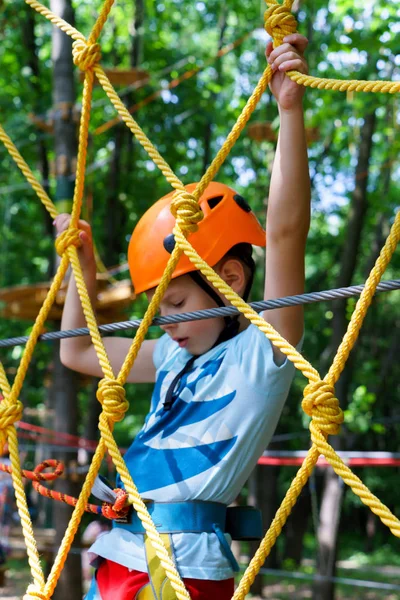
[0,366,45,594]
[0,124,58,219]
[264,0,400,93]
[327,213,400,385]
[0,0,399,597]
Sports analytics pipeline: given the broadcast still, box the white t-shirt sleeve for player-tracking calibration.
[232,324,303,394]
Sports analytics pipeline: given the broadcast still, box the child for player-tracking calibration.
[55,34,310,600]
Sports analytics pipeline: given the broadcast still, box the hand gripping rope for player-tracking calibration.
[0,0,400,598]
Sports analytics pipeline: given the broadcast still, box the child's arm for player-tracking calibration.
[54,214,157,383]
[264,34,311,359]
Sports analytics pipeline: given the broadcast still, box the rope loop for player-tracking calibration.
[264,1,298,47]
[302,380,344,437]
[33,459,64,482]
[97,378,129,423]
[0,399,23,432]
[55,228,82,257]
[170,190,203,236]
[72,39,102,71]
[101,487,129,519]
[23,585,48,600]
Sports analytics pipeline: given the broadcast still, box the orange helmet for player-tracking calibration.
[128,182,265,295]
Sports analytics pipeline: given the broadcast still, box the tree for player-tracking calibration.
[50,1,82,598]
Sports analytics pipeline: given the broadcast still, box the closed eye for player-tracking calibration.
[171,301,184,309]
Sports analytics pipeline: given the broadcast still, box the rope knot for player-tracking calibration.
[170,190,203,235]
[55,228,82,257]
[102,487,130,520]
[23,585,48,600]
[264,1,298,47]
[302,380,344,436]
[72,39,101,71]
[0,400,23,432]
[97,379,129,423]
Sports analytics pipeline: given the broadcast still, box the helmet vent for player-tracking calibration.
[233,194,251,213]
[163,233,176,254]
[208,195,224,209]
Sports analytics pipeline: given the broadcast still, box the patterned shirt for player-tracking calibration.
[89,325,299,579]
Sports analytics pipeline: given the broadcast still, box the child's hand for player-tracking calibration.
[53,214,95,267]
[266,34,308,112]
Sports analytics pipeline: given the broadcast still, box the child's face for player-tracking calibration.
[146,274,225,356]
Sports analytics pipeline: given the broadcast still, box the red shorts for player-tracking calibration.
[95,559,234,600]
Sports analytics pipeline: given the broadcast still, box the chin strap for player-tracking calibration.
[189,263,255,347]
[163,260,255,412]
[188,271,242,345]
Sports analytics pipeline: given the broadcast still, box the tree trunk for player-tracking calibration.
[21,6,54,528]
[51,350,83,599]
[202,4,227,173]
[50,1,82,597]
[124,0,145,179]
[84,379,102,444]
[130,0,145,69]
[313,474,345,600]
[105,0,144,265]
[22,7,53,276]
[105,123,125,265]
[248,465,279,597]
[283,487,311,566]
[313,110,376,600]
[330,111,376,355]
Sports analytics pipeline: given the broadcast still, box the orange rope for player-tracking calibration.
[0,459,129,520]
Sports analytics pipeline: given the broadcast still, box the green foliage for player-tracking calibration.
[344,385,377,433]
[1,0,400,565]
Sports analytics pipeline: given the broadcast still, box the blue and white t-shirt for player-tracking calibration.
[89,324,299,580]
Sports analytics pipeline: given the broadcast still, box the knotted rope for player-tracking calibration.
[264,0,298,46]
[302,381,344,438]
[171,191,203,235]
[23,585,48,600]
[72,40,101,71]
[0,400,23,450]
[97,378,129,423]
[54,228,82,257]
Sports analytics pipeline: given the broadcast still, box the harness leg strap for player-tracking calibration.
[212,524,240,572]
[136,533,178,600]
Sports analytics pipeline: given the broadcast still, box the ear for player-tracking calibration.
[216,258,246,295]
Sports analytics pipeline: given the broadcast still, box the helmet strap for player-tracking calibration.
[188,271,243,348]
[162,267,254,412]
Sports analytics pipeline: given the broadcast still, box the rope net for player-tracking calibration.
[0,0,399,598]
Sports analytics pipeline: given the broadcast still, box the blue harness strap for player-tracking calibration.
[226,506,263,541]
[114,500,227,534]
[114,500,263,573]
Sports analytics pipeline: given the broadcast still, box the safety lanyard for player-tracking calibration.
[163,355,197,411]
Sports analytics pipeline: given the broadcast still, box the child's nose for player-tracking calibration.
[160,322,177,333]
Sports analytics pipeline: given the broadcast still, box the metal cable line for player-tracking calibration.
[1,279,400,349]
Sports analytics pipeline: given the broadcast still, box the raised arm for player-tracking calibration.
[263,34,311,357]
[54,214,156,383]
